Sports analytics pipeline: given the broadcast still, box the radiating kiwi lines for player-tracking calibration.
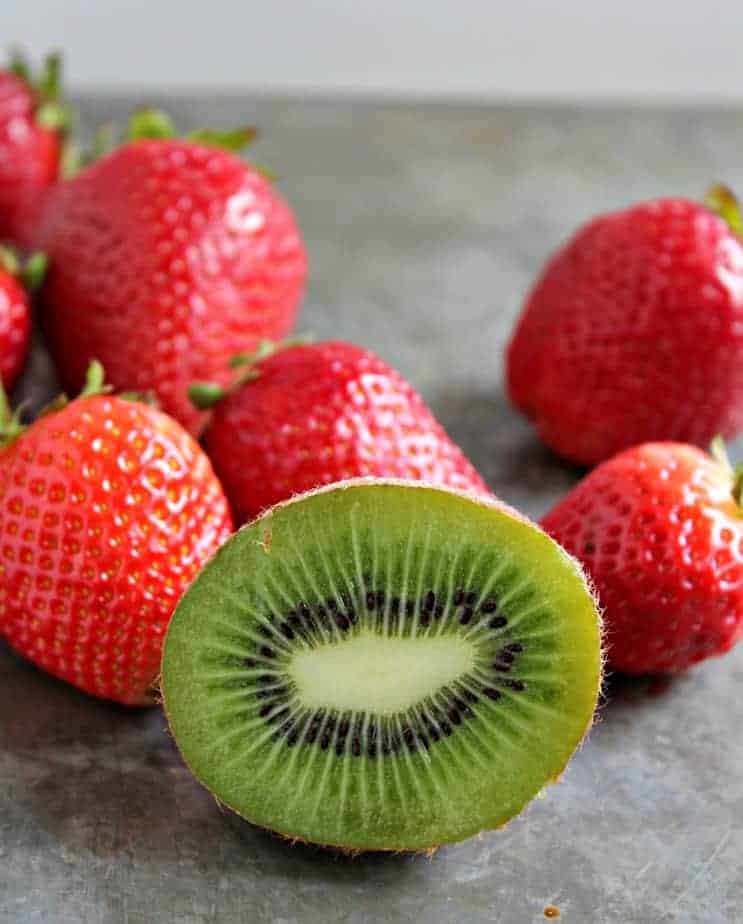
[199,517,564,839]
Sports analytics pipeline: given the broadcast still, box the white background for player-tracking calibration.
[5,0,743,101]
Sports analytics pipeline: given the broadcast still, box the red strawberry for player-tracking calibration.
[38,110,307,435]
[0,53,69,249]
[0,363,233,704]
[541,440,743,673]
[0,247,41,389]
[191,341,490,524]
[507,189,743,466]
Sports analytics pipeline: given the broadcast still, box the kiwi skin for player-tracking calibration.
[161,477,603,854]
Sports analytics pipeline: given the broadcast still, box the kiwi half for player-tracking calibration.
[162,480,601,851]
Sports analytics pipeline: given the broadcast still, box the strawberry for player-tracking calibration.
[0,363,233,704]
[541,440,743,673]
[38,110,307,435]
[191,340,491,524]
[0,53,70,249]
[506,188,743,466]
[0,247,44,389]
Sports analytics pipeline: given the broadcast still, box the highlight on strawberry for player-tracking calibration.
[0,361,233,704]
[37,108,307,435]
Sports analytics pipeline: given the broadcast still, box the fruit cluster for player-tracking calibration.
[1,52,741,853]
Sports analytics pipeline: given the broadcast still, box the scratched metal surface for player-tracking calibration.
[1,96,743,924]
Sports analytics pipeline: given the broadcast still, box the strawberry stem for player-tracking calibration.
[709,435,743,508]
[0,246,49,291]
[189,126,256,153]
[128,108,177,141]
[0,385,27,447]
[189,382,227,410]
[706,185,743,236]
[7,49,73,136]
[79,360,111,398]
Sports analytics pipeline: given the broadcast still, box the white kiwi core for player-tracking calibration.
[288,628,475,715]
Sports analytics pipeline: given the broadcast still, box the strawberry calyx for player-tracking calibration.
[189,336,312,410]
[0,245,49,292]
[8,49,73,135]
[705,184,743,236]
[0,360,112,448]
[68,107,276,179]
[709,435,743,507]
[0,386,27,447]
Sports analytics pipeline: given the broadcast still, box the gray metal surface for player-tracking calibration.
[2,96,743,923]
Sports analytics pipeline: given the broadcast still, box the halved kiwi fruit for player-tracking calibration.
[162,480,601,851]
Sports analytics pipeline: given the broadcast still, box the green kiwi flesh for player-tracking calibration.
[161,480,601,851]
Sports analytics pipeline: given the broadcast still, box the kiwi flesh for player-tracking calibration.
[161,480,601,852]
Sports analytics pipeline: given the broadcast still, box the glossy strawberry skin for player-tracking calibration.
[541,443,743,673]
[202,341,490,524]
[0,70,61,249]
[507,199,743,466]
[38,139,307,434]
[0,266,31,389]
[0,395,233,704]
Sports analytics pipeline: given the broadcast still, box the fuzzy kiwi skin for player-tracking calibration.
[161,478,603,853]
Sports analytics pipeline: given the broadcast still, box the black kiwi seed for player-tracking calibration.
[376,590,385,608]
[259,703,273,717]
[497,650,516,664]
[244,657,257,669]
[434,604,444,619]
[368,741,377,758]
[351,737,361,756]
[306,724,319,744]
[493,659,512,672]
[280,622,295,640]
[366,590,376,609]
[286,727,299,747]
[459,607,473,625]
[420,610,431,627]
[489,616,508,629]
[403,728,418,752]
[338,717,350,737]
[423,590,436,612]
[335,739,345,756]
[447,707,462,726]
[483,687,502,701]
[504,642,523,653]
[335,613,350,631]
[298,602,311,620]
[426,722,440,742]
[327,598,338,611]
[465,591,477,606]
[259,645,275,659]
[320,732,331,751]
[453,589,465,606]
[258,673,273,684]
[405,599,415,616]
[481,599,498,613]
[504,679,526,692]
[391,596,401,613]
[462,689,478,703]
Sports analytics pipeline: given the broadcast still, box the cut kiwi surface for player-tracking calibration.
[162,480,601,852]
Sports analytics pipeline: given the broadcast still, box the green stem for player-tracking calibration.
[706,184,743,236]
